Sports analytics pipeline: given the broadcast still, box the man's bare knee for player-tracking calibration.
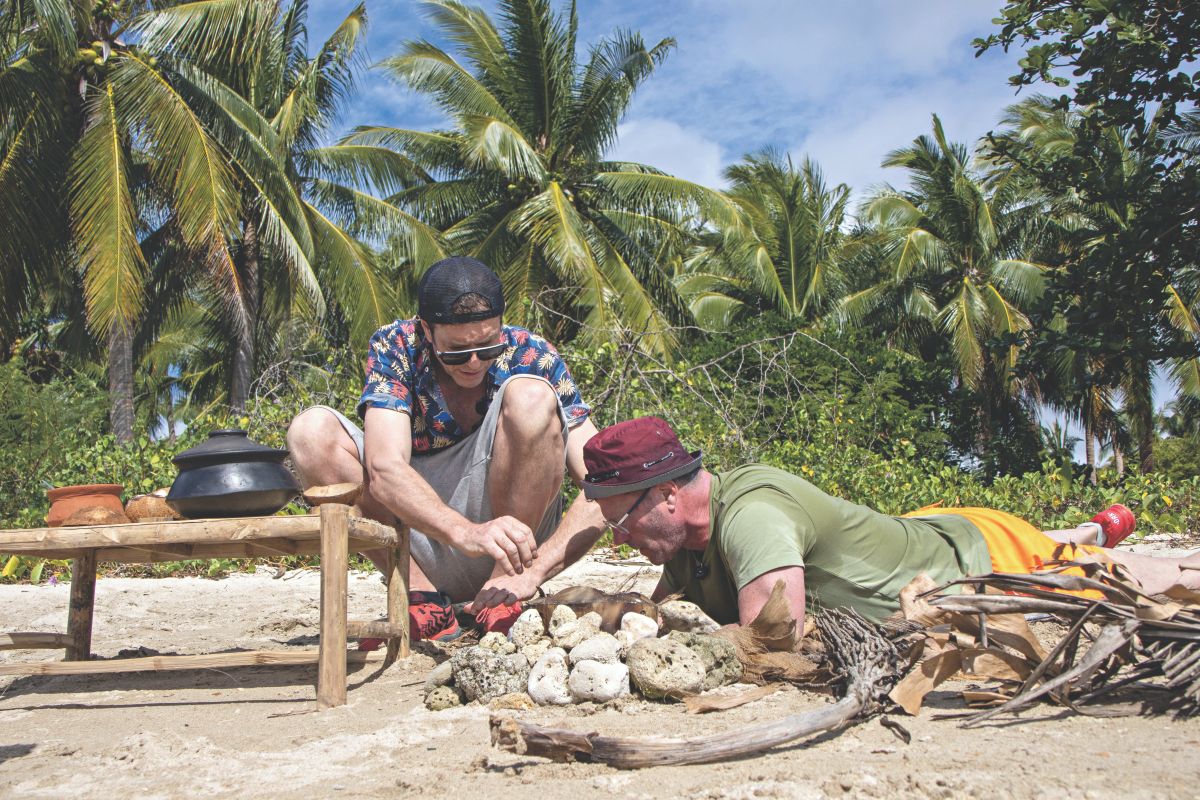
[286,408,361,486]
[497,379,560,439]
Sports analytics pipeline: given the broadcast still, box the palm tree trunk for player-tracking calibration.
[230,218,260,414]
[1114,442,1124,476]
[108,322,135,444]
[1084,417,1097,486]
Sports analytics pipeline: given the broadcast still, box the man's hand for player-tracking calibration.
[451,516,537,575]
[465,567,542,613]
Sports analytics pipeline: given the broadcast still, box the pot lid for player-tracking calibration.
[172,429,288,465]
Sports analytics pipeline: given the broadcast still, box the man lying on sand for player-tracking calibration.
[580,416,1200,633]
[288,257,605,644]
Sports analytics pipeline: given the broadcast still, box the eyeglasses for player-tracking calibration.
[603,487,652,537]
[434,341,508,365]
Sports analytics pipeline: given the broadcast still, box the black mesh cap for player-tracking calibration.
[417,256,506,323]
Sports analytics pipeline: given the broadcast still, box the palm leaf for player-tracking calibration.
[304,201,396,347]
[70,83,146,335]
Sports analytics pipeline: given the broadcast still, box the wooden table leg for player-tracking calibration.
[317,503,349,709]
[385,525,411,665]
[66,548,97,661]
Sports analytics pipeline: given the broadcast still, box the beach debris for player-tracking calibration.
[479,631,517,655]
[625,637,705,700]
[659,600,720,634]
[568,661,631,703]
[668,631,742,690]
[422,660,453,693]
[895,556,1200,721]
[508,608,547,647]
[527,648,572,705]
[569,632,622,665]
[451,646,531,703]
[618,612,659,641]
[548,604,577,634]
[682,684,780,714]
[425,685,463,711]
[528,586,658,633]
[488,692,535,711]
[551,611,602,649]
[520,639,551,665]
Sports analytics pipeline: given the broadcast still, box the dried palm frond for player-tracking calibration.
[901,557,1200,722]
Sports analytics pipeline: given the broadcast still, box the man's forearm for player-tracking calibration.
[525,491,606,584]
[367,456,471,547]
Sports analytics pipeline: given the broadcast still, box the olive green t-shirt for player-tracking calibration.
[660,464,991,624]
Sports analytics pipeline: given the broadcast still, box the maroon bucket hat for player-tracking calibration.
[582,417,703,499]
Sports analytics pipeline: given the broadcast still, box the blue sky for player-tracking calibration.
[309,0,1025,200]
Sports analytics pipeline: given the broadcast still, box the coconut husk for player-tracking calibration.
[125,491,180,522]
[63,506,130,526]
[710,581,821,684]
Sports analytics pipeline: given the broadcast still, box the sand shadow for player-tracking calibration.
[0,647,400,704]
[0,743,36,765]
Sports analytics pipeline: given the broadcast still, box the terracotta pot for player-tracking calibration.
[46,484,126,528]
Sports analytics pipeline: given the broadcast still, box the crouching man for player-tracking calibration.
[581,416,1199,634]
[288,257,605,643]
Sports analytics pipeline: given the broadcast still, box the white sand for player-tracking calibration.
[1,550,1198,799]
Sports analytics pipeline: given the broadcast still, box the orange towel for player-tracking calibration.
[904,505,1104,599]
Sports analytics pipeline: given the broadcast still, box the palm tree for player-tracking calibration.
[140,1,443,413]
[988,96,1200,473]
[2,0,293,439]
[344,0,743,352]
[680,149,852,328]
[830,115,1052,470]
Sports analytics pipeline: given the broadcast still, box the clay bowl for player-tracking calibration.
[46,484,126,528]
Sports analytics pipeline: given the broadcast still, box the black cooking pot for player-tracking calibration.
[166,429,299,519]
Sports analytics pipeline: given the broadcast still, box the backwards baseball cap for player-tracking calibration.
[582,417,703,499]
[417,256,506,324]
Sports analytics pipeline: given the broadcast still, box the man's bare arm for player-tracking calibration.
[737,566,807,633]
[363,406,535,575]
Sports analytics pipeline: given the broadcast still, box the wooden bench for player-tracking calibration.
[0,504,409,708]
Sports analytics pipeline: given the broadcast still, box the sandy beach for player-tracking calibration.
[2,543,1199,800]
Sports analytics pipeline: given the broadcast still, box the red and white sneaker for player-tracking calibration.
[358,591,461,651]
[473,601,523,636]
[1090,503,1137,548]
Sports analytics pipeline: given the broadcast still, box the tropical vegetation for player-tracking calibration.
[3,0,1200,579]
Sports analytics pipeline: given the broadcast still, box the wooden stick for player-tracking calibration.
[0,632,72,651]
[66,549,96,661]
[317,503,349,710]
[492,694,865,768]
[386,526,411,665]
[347,621,409,639]
[0,649,374,676]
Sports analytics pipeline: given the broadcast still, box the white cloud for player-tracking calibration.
[792,74,1023,206]
[609,118,726,188]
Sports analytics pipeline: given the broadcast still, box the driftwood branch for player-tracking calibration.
[489,607,902,769]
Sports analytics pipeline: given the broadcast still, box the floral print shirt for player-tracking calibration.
[357,319,590,454]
